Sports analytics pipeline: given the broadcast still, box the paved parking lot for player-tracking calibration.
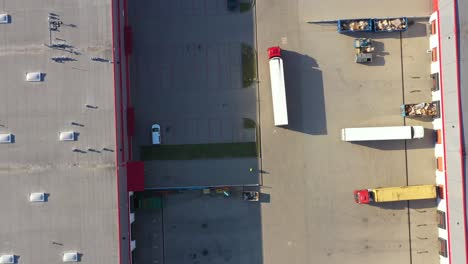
[129,0,257,150]
[163,192,262,264]
[128,1,261,264]
[133,191,262,264]
[144,158,259,188]
[128,0,259,187]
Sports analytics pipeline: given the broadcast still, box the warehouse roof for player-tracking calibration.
[0,0,120,263]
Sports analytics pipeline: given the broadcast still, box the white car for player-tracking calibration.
[151,124,161,145]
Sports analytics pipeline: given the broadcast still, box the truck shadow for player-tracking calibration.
[404,116,436,122]
[369,199,437,210]
[281,50,327,135]
[351,128,435,150]
[368,40,387,66]
[402,20,430,38]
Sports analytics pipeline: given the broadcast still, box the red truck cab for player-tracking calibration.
[267,46,281,59]
[354,189,371,204]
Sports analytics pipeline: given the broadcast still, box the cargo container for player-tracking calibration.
[268,46,288,126]
[341,126,424,141]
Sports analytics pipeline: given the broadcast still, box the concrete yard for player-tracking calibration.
[256,0,437,264]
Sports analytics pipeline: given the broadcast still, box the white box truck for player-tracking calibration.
[341,126,424,141]
[268,46,288,126]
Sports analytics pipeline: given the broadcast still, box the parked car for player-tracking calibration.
[152,124,161,145]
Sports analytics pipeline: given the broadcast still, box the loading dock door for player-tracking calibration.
[127,161,144,191]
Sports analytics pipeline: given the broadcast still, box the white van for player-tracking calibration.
[341,126,424,142]
[151,124,161,145]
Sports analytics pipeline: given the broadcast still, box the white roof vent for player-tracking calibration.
[62,252,79,262]
[29,192,46,202]
[59,131,76,141]
[0,134,12,143]
[0,255,14,264]
[0,14,9,24]
[26,72,43,82]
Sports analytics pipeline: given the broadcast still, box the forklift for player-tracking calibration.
[354,38,374,63]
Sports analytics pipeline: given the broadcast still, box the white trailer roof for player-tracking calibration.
[269,57,288,126]
[341,126,415,141]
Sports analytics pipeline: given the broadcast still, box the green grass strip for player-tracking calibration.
[241,43,257,88]
[239,3,251,12]
[141,142,257,160]
[243,118,257,129]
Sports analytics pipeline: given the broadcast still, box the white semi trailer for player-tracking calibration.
[268,46,288,126]
[341,126,424,141]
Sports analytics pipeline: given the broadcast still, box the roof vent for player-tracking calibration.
[0,14,10,24]
[0,134,12,143]
[26,72,43,82]
[62,252,79,262]
[29,192,46,202]
[59,131,76,141]
[0,255,15,264]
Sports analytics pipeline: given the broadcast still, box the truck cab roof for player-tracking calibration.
[267,46,281,59]
[353,189,370,204]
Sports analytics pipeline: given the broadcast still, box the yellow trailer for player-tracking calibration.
[354,185,437,204]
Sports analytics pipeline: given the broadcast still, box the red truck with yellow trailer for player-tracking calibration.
[354,185,439,204]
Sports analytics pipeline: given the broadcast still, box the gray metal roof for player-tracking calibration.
[0,0,120,263]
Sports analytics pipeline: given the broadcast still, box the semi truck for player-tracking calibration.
[354,185,438,204]
[268,46,288,126]
[341,126,424,142]
[401,101,440,118]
